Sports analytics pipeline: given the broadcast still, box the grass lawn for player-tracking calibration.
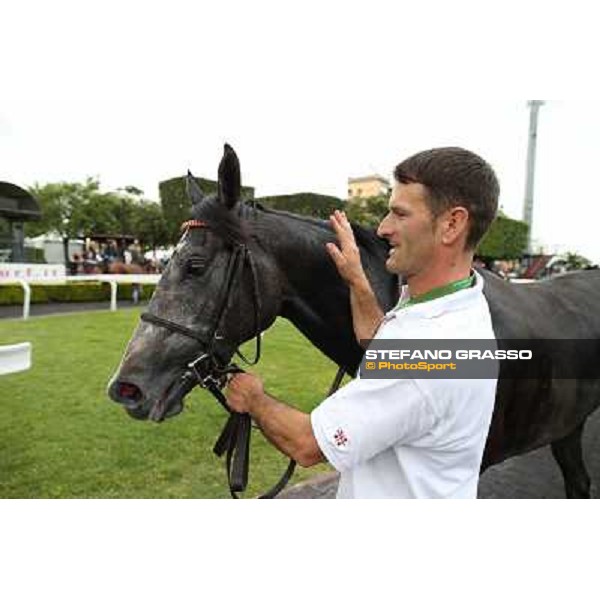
[0,309,341,498]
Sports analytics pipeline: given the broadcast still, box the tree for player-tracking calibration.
[131,200,170,252]
[26,178,102,263]
[122,185,144,197]
[477,213,528,260]
[563,252,592,271]
[25,179,172,263]
[345,195,389,228]
[72,192,121,236]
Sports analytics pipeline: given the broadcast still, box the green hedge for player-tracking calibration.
[0,282,156,306]
[159,175,255,242]
[478,214,529,260]
[257,192,344,219]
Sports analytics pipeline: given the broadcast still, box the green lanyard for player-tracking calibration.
[396,273,475,310]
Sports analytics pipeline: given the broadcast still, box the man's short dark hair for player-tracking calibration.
[394,147,499,250]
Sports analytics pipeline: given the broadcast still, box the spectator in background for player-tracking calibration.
[131,241,143,268]
[473,257,487,271]
[123,246,133,265]
[70,253,82,276]
[83,242,100,274]
[129,241,145,304]
[103,240,118,267]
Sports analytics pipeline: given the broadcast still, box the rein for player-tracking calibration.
[140,219,301,499]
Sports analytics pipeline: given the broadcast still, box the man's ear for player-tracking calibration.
[441,206,470,245]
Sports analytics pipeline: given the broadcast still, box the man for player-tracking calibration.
[226,147,500,498]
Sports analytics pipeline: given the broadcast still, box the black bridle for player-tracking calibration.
[140,219,295,499]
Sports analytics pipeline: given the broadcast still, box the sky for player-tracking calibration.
[2,1,600,260]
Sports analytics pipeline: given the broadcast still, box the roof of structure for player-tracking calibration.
[347,174,390,185]
[0,182,41,221]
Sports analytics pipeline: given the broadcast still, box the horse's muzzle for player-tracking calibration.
[107,379,184,422]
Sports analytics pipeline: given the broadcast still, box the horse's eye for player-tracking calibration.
[186,256,206,276]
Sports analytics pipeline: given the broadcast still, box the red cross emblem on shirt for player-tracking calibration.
[334,428,348,447]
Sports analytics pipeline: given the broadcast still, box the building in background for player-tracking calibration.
[25,234,83,264]
[0,181,41,262]
[347,174,391,202]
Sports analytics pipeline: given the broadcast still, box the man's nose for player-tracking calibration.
[377,216,391,239]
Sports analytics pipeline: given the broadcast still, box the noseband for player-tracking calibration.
[140,219,295,499]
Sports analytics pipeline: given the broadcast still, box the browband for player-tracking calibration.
[181,219,208,231]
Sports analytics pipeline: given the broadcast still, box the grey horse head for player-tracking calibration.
[107,144,283,420]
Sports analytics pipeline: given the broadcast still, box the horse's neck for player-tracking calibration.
[257,210,398,372]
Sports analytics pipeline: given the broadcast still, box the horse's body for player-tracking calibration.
[109,145,600,498]
[248,208,600,497]
[479,270,600,493]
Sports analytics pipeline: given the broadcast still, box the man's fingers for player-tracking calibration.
[329,213,342,233]
[330,212,357,252]
[326,242,341,259]
[330,210,350,230]
[227,372,248,390]
[338,210,350,227]
[326,242,345,267]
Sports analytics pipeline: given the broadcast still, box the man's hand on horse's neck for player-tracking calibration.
[326,211,384,346]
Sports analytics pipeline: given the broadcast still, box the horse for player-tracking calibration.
[108,144,600,498]
[108,261,146,275]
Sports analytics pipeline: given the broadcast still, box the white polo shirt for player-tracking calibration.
[310,271,498,499]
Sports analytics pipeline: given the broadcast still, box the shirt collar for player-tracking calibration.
[390,271,483,320]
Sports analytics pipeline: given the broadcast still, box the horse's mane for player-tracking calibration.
[190,196,388,258]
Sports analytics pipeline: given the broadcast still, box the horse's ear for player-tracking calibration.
[218,143,241,210]
[186,170,204,205]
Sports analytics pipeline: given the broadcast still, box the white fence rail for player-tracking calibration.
[66,275,160,311]
[1,274,160,319]
[0,270,537,322]
[0,279,32,319]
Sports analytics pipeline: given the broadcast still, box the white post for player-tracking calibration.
[110,281,118,311]
[523,100,545,254]
[17,279,31,320]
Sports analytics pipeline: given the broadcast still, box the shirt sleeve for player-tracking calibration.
[310,376,438,473]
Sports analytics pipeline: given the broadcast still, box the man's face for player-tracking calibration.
[377,182,440,276]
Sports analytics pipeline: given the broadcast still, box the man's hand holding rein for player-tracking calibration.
[225,372,324,468]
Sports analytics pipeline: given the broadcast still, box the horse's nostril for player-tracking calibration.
[119,382,141,399]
